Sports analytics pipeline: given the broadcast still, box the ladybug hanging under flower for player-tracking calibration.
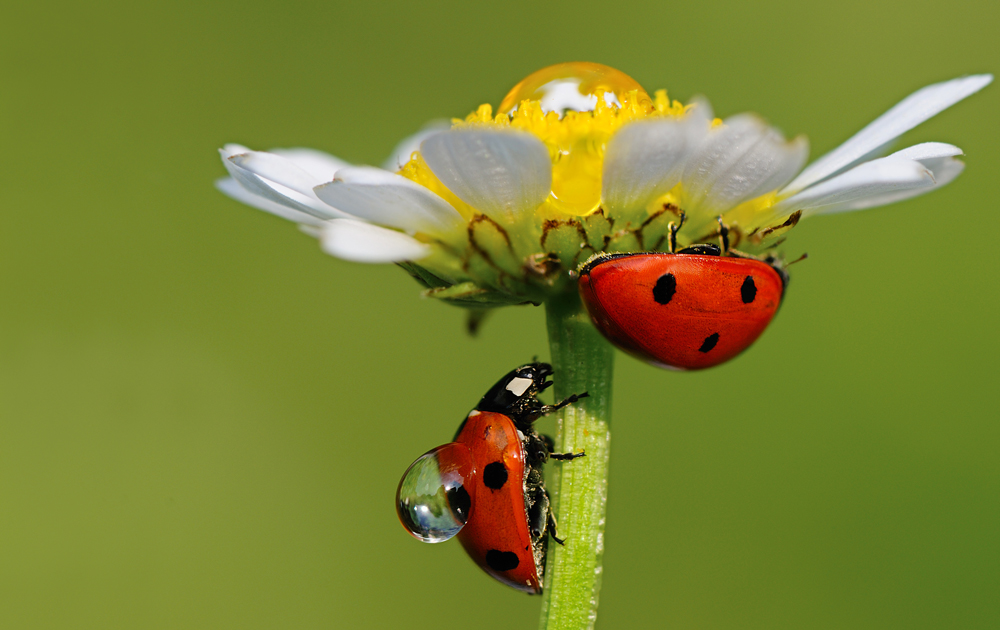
[396,363,586,594]
[578,214,800,370]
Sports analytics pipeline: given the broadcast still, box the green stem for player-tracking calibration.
[539,291,615,630]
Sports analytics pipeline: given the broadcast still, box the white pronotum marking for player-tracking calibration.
[505,377,533,397]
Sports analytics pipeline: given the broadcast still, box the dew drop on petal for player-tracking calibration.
[396,443,476,543]
[498,62,652,116]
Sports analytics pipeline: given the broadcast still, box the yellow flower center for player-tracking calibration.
[399,62,687,219]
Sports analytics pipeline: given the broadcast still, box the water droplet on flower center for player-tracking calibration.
[498,62,652,116]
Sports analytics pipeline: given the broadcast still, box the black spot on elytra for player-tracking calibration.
[699,333,720,353]
[446,485,471,522]
[653,273,677,305]
[741,276,757,303]
[485,550,520,572]
[483,461,508,490]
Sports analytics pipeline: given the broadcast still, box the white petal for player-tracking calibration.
[420,128,552,222]
[314,166,464,235]
[220,150,336,220]
[381,121,452,172]
[917,157,964,188]
[268,148,350,182]
[601,106,710,213]
[687,96,715,123]
[298,224,322,239]
[832,144,967,209]
[782,74,992,195]
[845,160,965,210]
[222,143,251,158]
[772,156,935,216]
[320,219,430,263]
[888,142,963,162]
[230,151,325,198]
[682,114,808,213]
[216,177,324,226]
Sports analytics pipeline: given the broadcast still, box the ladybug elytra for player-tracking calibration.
[396,363,587,594]
[578,217,792,370]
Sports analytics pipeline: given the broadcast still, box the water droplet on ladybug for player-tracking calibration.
[498,62,652,116]
[396,443,476,543]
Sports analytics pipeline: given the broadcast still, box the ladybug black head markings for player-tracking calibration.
[396,362,588,594]
[677,243,721,256]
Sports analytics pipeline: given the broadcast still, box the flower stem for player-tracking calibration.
[540,291,615,630]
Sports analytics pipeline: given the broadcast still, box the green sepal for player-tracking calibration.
[541,219,592,271]
[605,230,642,253]
[582,209,614,250]
[396,261,454,290]
[422,282,535,307]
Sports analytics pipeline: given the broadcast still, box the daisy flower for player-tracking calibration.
[215,63,991,629]
[217,63,991,309]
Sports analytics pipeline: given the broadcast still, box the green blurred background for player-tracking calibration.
[2,0,997,628]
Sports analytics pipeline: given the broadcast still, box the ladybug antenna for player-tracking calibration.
[787,252,809,266]
[667,211,686,254]
[716,216,730,254]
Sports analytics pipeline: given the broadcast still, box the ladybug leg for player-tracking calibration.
[717,216,731,254]
[667,211,686,254]
[538,391,590,416]
[540,433,586,461]
[541,433,555,453]
[524,432,550,464]
[545,492,565,546]
[550,451,586,461]
[526,470,549,540]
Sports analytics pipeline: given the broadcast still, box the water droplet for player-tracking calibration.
[396,443,476,543]
[498,62,651,116]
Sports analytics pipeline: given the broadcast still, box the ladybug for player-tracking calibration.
[578,216,793,370]
[396,363,587,594]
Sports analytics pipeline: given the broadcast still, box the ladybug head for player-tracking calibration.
[476,362,553,419]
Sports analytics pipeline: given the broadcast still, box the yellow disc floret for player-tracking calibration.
[400,63,686,219]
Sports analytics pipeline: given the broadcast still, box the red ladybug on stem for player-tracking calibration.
[579,215,797,370]
[396,363,587,594]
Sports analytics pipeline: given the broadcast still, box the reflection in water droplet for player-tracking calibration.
[498,62,652,116]
[396,443,476,543]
